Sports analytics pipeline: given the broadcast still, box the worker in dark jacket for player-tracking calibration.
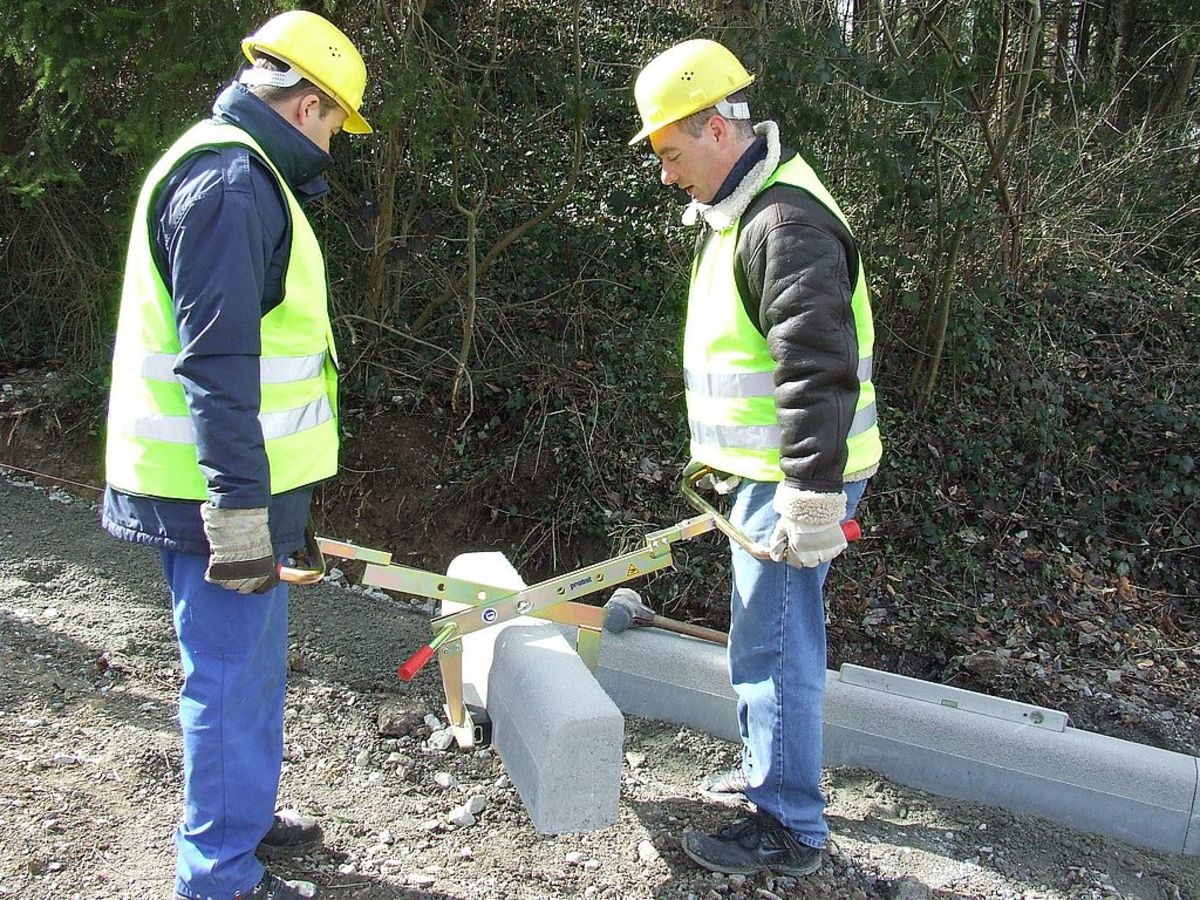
[102,11,370,899]
[629,40,882,877]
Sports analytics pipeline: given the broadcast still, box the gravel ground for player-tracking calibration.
[1,472,1198,900]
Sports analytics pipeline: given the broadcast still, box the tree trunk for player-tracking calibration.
[790,0,837,29]
[1025,2,1049,125]
[1153,49,1197,120]
[1092,0,1116,83]
[716,0,767,29]
[365,134,400,318]
[854,0,881,55]
[1110,0,1138,131]
[1074,0,1091,74]
[911,0,949,61]
[1051,0,1073,117]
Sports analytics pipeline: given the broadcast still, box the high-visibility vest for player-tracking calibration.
[105,120,339,500]
[683,153,881,483]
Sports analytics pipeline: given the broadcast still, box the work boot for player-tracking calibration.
[176,871,320,899]
[257,809,324,859]
[697,765,749,803]
[237,871,319,898]
[681,809,822,877]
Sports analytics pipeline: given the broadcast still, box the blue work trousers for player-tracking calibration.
[727,478,866,849]
[162,550,287,899]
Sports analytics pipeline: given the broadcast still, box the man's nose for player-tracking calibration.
[660,162,676,186]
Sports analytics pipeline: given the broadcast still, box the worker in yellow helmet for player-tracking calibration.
[630,39,882,877]
[102,11,370,899]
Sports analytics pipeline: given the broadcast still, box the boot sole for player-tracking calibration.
[698,787,749,805]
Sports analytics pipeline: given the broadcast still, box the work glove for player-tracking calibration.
[200,502,280,594]
[768,483,849,569]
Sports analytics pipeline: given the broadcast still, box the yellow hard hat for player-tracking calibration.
[629,39,754,145]
[241,10,372,134]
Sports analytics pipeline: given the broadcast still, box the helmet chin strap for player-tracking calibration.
[239,65,303,88]
[715,98,751,120]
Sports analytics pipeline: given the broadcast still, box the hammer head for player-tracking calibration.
[603,588,654,633]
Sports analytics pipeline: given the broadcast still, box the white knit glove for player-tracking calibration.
[200,503,279,594]
[768,483,848,569]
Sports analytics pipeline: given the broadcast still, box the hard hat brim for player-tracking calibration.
[628,122,658,146]
[343,108,372,134]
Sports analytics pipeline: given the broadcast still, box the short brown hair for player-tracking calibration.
[678,91,754,140]
[245,55,341,116]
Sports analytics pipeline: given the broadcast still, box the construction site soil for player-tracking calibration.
[1,397,1198,899]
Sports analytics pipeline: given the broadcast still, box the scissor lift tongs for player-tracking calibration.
[281,465,860,747]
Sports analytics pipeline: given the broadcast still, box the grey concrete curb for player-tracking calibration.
[444,553,623,834]
[490,624,624,834]
[594,626,1200,856]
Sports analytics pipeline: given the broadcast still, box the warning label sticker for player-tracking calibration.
[626,563,641,577]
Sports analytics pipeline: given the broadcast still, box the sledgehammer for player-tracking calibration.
[603,588,729,646]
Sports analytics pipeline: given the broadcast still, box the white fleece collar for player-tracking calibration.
[681,120,781,230]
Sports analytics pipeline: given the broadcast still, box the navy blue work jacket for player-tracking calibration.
[102,83,336,556]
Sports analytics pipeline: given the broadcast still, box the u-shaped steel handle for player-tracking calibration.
[680,464,860,561]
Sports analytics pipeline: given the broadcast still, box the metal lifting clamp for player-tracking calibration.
[280,464,861,748]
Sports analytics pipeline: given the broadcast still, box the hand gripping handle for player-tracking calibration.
[681,464,860,561]
[277,525,327,585]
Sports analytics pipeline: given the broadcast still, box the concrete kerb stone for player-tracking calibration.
[443,552,624,834]
[489,624,624,834]
[594,626,1200,856]
[594,623,739,741]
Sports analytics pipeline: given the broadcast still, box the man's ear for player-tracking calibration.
[298,93,323,124]
[708,114,730,143]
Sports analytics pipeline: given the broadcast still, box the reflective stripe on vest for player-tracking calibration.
[687,400,877,451]
[683,152,882,483]
[684,356,873,398]
[139,351,329,385]
[105,120,339,501]
[117,396,334,445]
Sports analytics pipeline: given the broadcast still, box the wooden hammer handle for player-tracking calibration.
[649,614,728,646]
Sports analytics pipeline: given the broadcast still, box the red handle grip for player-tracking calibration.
[397,645,435,682]
[842,519,862,543]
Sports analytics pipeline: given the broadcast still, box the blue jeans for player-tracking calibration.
[727,478,866,849]
[162,550,288,899]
